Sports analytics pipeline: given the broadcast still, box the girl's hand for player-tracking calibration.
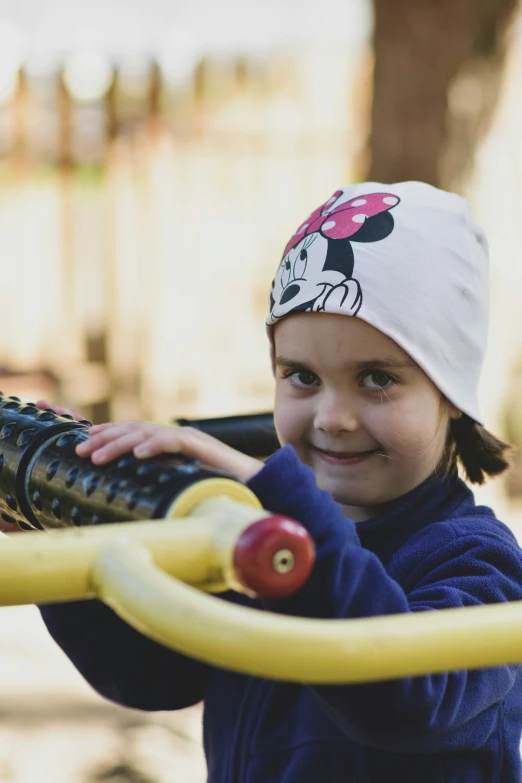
[75,421,264,483]
[34,400,263,483]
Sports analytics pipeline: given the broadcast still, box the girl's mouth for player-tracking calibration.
[312,446,377,466]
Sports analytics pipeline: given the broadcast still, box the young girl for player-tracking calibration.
[38,182,522,783]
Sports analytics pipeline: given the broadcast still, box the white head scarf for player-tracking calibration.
[267,181,489,424]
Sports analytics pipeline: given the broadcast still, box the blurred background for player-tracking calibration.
[0,0,521,779]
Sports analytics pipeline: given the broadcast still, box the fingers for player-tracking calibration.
[130,426,212,460]
[72,420,263,483]
[133,427,263,482]
[76,423,128,455]
[75,422,172,465]
[76,423,143,461]
[77,422,178,461]
[88,422,116,434]
[35,399,55,410]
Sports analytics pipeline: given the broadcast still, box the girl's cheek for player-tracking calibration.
[362,406,395,441]
[274,397,307,448]
[274,410,296,446]
[376,408,440,458]
[273,397,290,446]
[366,402,415,448]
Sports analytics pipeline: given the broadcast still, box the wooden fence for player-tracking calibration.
[0,52,363,424]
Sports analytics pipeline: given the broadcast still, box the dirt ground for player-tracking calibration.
[0,605,206,783]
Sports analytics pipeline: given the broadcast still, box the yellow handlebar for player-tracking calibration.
[0,498,287,604]
[94,538,522,683]
[3,499,522,683]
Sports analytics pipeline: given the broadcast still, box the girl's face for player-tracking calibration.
[274,313,456,521]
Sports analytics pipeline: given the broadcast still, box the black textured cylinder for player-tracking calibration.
[175,412,279,458]
[0,394,244,531]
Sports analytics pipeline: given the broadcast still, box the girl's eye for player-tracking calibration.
[287,370,318,389]
[361,370,395,391]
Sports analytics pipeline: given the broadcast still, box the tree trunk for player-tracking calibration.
[368,0,517,192]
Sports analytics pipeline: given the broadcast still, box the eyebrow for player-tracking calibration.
[275,355,417,371]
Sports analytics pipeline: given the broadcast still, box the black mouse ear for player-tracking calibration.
[321,237,354,276]
[350,211,395,243]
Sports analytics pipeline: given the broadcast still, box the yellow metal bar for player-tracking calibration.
[0,498,267,605]
[93,537,522,684]
[4,497,522,683]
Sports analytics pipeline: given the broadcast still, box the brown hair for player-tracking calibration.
[437,407,514,485]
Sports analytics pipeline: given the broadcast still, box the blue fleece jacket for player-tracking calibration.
[40,446,522,782]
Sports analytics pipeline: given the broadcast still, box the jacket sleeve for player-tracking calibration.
[39,598,212,711]
[247,446,522,752]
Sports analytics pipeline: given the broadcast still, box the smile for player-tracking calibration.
[312,446,377,466]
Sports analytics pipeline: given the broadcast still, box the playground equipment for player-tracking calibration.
[1,392,522,684]
[174,412,278,458]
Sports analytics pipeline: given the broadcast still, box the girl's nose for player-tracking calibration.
[314,396,359,434]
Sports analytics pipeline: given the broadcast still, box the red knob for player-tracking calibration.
[233,515,315,599]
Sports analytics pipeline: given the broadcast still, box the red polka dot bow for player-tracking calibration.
[285,190,400,254]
